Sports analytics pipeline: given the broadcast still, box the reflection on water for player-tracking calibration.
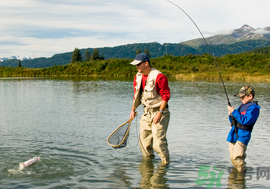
[139,158,169,189]
[227,167,246,189]
[0,77,270,188]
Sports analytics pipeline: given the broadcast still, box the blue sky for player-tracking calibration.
[1,0,269,58]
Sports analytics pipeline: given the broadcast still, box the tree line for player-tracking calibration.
[1,40,270,69]
[0,51,269,82]
[71,47,151,63]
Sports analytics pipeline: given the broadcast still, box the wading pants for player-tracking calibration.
[139,106,170,165]
[229,141,247,172]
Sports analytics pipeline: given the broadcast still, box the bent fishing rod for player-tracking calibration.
[166,0,238,137]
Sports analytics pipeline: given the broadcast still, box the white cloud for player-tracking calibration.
[0,35,137,58]
[252,29,270,34]
[0,0,270,58]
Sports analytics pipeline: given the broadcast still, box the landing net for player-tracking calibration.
[107,116,134,149]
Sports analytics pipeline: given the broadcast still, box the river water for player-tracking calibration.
[0,77,269,189]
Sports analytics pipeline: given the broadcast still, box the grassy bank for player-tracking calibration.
[171,72,270,82]
[1,53,270,82]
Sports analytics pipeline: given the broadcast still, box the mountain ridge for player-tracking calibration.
[1,25,270,68]
[0,55,31,62]
[181,24,270,47]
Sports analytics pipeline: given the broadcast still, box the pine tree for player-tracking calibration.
[84,49,91,62]
[18,60,22,67]
[71,48,83,63]
[144,48,151,57]
[100,54,105,60]
[90,48,100,61]
[136,49,141,55]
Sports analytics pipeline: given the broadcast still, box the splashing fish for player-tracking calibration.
[19,156,41,171]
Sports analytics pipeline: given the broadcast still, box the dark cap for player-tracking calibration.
[130,53,150,65]
[234,86,255,98]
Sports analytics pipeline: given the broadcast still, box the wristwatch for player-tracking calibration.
[159,110,164,114]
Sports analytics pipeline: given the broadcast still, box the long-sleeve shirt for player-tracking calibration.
[226,102,260,146]
[133,73,170,102]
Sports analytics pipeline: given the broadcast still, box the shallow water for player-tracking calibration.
[0,77,270,188]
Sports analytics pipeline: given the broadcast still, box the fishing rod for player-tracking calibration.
[166,0,238,137]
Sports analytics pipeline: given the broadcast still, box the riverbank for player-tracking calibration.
[1,73,269,83]
[172,72,270,82]
[0,53,269,82]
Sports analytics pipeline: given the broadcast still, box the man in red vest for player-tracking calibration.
[130,53,170,166]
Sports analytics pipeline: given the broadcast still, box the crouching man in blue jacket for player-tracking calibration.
[227,86,260,172]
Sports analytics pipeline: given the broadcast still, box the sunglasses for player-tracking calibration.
[136,61,145,66]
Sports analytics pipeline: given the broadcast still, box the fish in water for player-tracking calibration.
[19,156,40,170]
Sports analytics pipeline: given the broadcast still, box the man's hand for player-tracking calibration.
[153,111,162,124]
[130,108,136,119]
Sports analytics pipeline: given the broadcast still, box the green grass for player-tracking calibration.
[1,53,270,82]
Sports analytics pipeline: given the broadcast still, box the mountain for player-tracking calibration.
[0,43,199,68]
[1,25,270,68]
[0,55,31,62]
[247,45,270,54]
[181,24,270,47]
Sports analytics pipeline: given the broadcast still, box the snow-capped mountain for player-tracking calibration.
[231,24,270,40]
[182,24,270,47]
[0,55,31,62]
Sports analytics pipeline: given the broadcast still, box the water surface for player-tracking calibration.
[0,77,270,188]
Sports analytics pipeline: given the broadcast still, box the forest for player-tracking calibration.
[0,51,269,82]
[1,39,270,68]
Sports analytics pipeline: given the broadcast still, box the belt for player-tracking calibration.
[143,104,169,109]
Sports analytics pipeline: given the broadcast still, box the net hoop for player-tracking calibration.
[107,113,136,148]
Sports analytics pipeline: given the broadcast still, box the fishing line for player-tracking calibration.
[166,0,231,106]
[166,0,238,137]
[128,113,140,147]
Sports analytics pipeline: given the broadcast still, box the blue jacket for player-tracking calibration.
[226,101,260,146]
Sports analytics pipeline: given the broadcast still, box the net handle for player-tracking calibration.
[107,112,137,147]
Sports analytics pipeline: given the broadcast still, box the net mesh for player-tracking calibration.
[107,119,131,149]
